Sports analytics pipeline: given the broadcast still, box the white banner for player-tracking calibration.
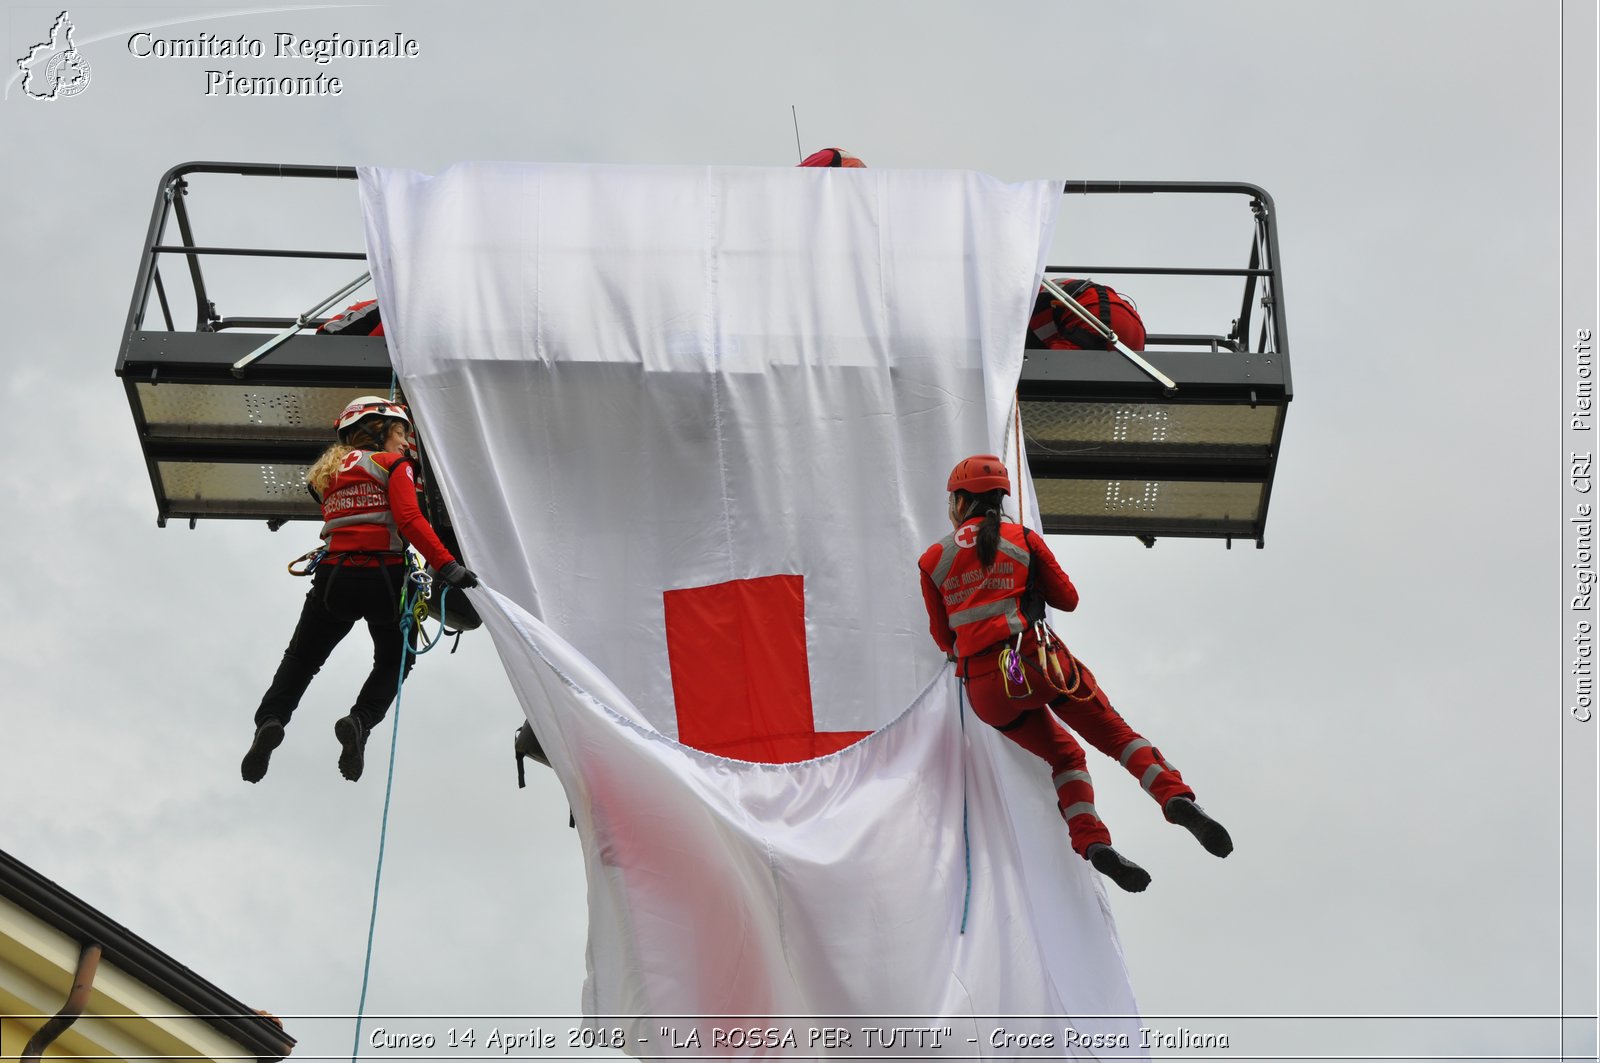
[360,162,1145,1056]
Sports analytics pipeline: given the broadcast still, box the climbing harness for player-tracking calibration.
[288,544,464,652]
[1000,622,1081,701]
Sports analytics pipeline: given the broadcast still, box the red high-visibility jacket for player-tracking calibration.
[918,517,1078,660]
[318,449,456,570]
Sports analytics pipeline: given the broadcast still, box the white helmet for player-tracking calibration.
[335,395,411,438]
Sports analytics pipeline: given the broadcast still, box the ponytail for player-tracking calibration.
[953,488,1009,568]
[975,504,1003,569]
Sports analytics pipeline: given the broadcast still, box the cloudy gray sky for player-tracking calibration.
[1,1,1594,1061]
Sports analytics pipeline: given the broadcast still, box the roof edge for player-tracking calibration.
[0,848,295,1061]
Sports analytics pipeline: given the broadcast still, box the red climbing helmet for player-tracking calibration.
[799,147,866,168]
[947,454,1010,495]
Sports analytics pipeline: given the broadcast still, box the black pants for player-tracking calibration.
[254,564,417,730]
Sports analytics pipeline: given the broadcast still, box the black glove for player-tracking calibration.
[438,561,479,589]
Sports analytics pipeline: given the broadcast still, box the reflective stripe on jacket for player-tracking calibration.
[917,518,1080,659]
[318,450,456,570]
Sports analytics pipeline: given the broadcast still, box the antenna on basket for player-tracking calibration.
[791,106,803,162]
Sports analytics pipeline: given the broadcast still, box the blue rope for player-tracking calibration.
[349,573,446,1060]
[958,678,973,935]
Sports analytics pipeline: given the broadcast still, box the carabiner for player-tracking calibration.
[1000,631,1031,698]
[287,547,326,577]
[1034,620,1076,696]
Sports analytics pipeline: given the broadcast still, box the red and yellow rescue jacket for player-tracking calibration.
[918,517,1079,668]
[318,449,456,570]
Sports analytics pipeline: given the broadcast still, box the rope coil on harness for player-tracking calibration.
[403,555,452,656]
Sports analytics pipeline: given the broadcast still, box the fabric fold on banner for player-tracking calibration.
[358,161,1146,1055]
[476,586,1143,1056]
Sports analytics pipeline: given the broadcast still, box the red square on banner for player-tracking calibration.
[664,574,869,763]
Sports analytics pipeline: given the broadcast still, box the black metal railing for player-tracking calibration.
[117,164,1291,543]
[123,162,364,341]
[1049,180,1289,371]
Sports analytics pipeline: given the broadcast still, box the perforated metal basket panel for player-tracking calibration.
[1035,477,1264,534]
[1021,400,1281,456]
[136,383,351,441]
[156,461,320,519]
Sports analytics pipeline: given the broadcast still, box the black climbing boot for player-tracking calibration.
[1085,843,1151,893]
[335,714,369,782]
[1165,796,1233,857]
[241,720,285,784]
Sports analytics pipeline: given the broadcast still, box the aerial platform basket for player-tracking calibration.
[115,163,1291,546]
[1024,180,1292,546]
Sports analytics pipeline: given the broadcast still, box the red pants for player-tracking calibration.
[962,645,1193,856]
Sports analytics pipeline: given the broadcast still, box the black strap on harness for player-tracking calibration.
[1049,279,1115,350]
[1017,527,1047,625]
[313,550,408,614]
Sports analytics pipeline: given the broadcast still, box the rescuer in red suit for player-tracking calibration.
[917,455,1232,892]
[241,396,478,784]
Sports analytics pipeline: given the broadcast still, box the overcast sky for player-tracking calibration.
[1,2,1594,1061]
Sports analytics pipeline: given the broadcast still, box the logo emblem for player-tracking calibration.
[953,524,979,549]
[17,11,91,101]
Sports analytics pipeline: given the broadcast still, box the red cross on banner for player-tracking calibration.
[663,574,871,763]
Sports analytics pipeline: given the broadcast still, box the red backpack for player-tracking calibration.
[799,147,866,168]
[1026,279,1145,352]
[317,298,383,337]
